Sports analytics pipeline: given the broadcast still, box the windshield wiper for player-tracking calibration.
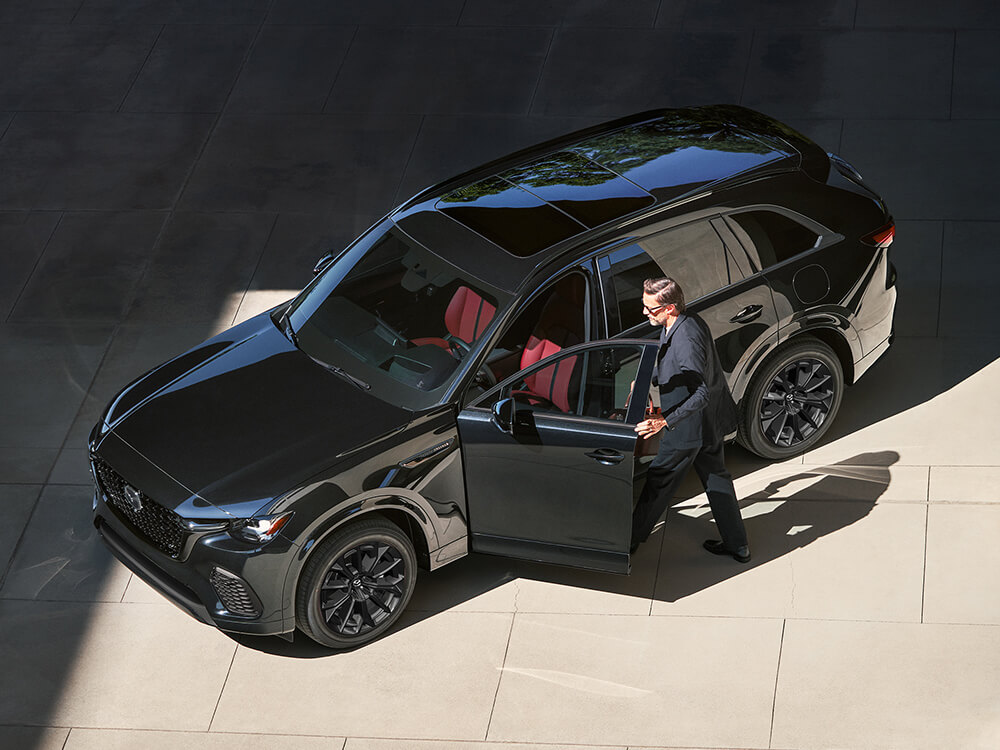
[279,308,298,347]
[311,357,371,391]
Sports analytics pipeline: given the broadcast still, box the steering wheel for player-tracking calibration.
[475,364,497,389]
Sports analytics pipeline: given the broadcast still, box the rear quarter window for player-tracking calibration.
[726,210,819,271]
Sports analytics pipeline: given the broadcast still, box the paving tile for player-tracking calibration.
[804,336,1000,467]
[0,323,112,449]
[0,447,59,484]
[924,504,1000,625]
[0,485,41,580]
[743,31,953,119]
[840,119,1000,221]
[180,113,419,214]
[227,25,354,114]
[460,0,659,27]
[939,222,1000,337]
[121,571,164,603]
[532,28,750,116]
[679,0,857,29]
[0,113,214,210]
[409,532,662,615]
[211,612,512,739]
[0,211,59,320]
[953,31,1000,118]
[267,0,465,25]
[488,613,781,747]
[347,742,620,750]
[230,289,296,326]
[0,24,158,111]
[0,726,70,750]
[772,619,1000,749]
[9,212,165,323]
[1,484,131,603]
[929,466,1000,503]
[73,0,269,24]
[326,27,550,115]
[855,0,1000,28]
[0,0,80,23]
[0,599,236,729]
[653,499,924,621]
[890,220,942,337]
[123,24,257,113]
[782,117,843,153]
[65,728,345,749]
[395,113,599,203]
[246,212,375,292]
[124,212,275,325]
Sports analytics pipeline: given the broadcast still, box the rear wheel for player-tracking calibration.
[739,338,844,460]
[296,517,417,649]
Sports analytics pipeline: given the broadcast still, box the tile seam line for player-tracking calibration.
[737,27,756,105]
[921,502,930,623]
[390,114,426,207]
[115,23,166,113]
[482,612,516,741]
[319,24,359,113]
[207,644,239,732]
[229,212,280,328]
[525,26,556,115]
[768,618,786,748]
[60,726,72,750]
[3,209,63,324]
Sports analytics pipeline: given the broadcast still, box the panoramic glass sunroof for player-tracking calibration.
[435,175,585,257]
[436,152,655,256]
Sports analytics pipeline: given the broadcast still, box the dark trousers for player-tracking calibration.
[631,436,748,549]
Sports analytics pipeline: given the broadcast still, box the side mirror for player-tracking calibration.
[491,397,516,435]
[312,252,336,275]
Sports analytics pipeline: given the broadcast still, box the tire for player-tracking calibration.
[738,338,844,460]
[296,517,417,649]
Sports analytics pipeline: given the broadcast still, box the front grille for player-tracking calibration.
[93,457,186,558]
[210,567,261,618]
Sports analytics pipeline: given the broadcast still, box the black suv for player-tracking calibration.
[90,105,896,648]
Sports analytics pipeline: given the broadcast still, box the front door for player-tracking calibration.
[456,340,657,574]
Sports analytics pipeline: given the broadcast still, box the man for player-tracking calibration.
[631,277,750,563]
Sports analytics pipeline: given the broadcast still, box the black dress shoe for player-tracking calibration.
[703,539,751,563]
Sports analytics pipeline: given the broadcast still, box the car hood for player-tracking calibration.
[101,314,412,515]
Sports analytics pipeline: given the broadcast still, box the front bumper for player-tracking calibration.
[93,486,296,637]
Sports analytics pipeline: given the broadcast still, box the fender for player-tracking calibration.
[275,485,459,634]
[776,308,861,384]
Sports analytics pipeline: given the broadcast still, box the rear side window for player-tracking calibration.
[599,219,737,333]
[726,210,819,271]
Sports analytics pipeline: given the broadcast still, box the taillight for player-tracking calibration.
[862,221,894,248]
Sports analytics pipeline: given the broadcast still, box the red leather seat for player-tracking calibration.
[516,277,585,412]
[412,286,496,353]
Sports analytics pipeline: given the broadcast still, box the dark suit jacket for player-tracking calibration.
[651,312,739,450]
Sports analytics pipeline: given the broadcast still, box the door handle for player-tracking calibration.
[729,304,763,324]
[585,448,625,466]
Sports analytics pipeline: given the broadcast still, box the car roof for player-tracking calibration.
[392,104,814,293]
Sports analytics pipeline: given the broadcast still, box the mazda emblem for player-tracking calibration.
[123,484,143,513]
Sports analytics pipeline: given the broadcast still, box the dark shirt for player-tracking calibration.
[651,312,739,449]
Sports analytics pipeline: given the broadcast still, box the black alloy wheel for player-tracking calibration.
[296,517,417,649]
[739,338,844,460]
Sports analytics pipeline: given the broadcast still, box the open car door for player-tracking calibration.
[456,340,658,574]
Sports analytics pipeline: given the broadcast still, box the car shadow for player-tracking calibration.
[234,450,897,657]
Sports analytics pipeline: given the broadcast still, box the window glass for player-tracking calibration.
[287,223,507,409]
[496,344,644,422]
[602,220,734,332]
[726,210,819,271]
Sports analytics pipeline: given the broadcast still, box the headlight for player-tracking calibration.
[227,511,294,544]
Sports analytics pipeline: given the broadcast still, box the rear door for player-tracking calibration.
[457,340,657,574]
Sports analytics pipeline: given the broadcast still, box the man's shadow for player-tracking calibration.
[234,450,898,657]
[654,449,898,601]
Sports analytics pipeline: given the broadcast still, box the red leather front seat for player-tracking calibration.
[412,285,496,353]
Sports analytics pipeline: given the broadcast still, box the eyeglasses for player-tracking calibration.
[642,303,668,315]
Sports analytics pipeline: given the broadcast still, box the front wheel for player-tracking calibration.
[738,338,844,460]
[296,517,417,649]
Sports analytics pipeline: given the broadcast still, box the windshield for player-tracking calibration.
[286,220,509,410]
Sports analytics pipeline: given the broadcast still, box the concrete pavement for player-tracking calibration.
[1,1,999,748]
